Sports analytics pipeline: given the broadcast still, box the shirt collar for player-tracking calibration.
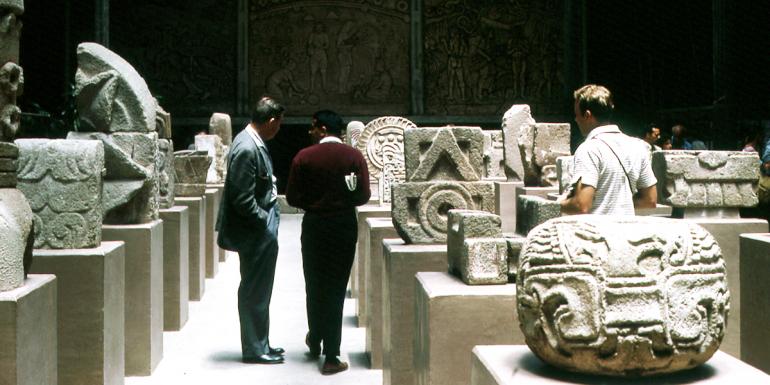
[245,124,266,148]
[585,124,621,141]
[320,136,343,144]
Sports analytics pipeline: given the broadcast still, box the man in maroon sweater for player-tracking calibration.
[286,110,371,374]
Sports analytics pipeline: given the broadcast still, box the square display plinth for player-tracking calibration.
[31,242,125,385]
[0,275,57,385]
[207,184,228,262]
[175,197,206,301]
[495,181,523,233]
[204,188,220,278]
[159,206,190,331]
[354,204,391,326]
[739,233,770,374]
[470,345,770,385]
[415,272,521,385]
[364,219,399,368]
[102,220,164,376]
[383,241,447,385]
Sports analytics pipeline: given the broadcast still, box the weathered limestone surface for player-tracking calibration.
[501,105,533,183]
[16,139,104,249]
[516,194,561,236]
[356,116,415,183]
[0,187,32,291]
[157,139,175,209]
[0,142,18,187]
[652,150,759,208]
[505,234,525,281]
[195,135,225,184]
[208,113,232,145]
[556,155,574,194]
[483,130,506,181]
[173,150,211,197]
[517,215,729,376]
[447,210,507,285]
[404,126,484,182]
[155,103,172,139]
[346,120,364,147]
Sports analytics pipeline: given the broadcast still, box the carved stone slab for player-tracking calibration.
[502,105,534,182]
[483,130,506,181]
[379,149,404,206]
[533,123,570,187]
[16,139,104,249]
[447,210,507,285]
[652,150,759,208]
[195,135,225,184]
[0,187,32,291]
[517,215,729,376]
[0,142,17,188]
[209,113,232,146]
[173,150,212,197]
[68,131,159,224]
[404,126,484,182]
[391,181,494,244]
[75,42,157,133]
[345,121,364,148]
[516,194,561,236]
[157,139,175,209]
[556,155,574,194]
[156,103,172,139]
[356,116,415,182]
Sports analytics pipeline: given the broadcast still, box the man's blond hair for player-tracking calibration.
[574,84,614,122]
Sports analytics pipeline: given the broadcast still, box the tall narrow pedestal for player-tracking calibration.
[415,272,521,385]
[204,188,219,278]
[31,242,125,385]
[365,219,399,369]
[208,184,227,262]
[159,206,190,331]
[354,204,391,326]
[174,197,206,300]
[686,217,767,358]
[383,242,447,385]
[0,275,57,385]
[495,181,523,233]
[739,233,770,374]
[102,220,164,376]
[470,345,770,385]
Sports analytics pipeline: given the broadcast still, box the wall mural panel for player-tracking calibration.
[248,0,410,115]
[423,0,565,116]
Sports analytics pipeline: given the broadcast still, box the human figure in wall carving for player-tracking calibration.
[445,28,467,101]
[560,84,657,215]
[336,21,358,93]
[365,60,392,101]
[507,32,528,98]
[265,59,303,101]
[307,23,329,92]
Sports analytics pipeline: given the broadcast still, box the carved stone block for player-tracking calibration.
[516,194,561,236]
[356,116,415,183]
[404,126,484,182]
[502,105,534,182]
[173,150,212,197]
[155,103,172,139]
[482,130,506,181]
[346,120,364,148]
[505,234,525,280]
[652,150,759,208]
[0,0,23,64]
[556,155,574,194]
[447,210,507,285]
[392,181,495,244]
[517,215,729,376]
[157,139,175,209]
[0,188,32,291]
[209,113,232,145]
[195,135,225,184]
[68,131,159,224]
[0,142,17,188]
[16,139,104,249]
[75,42,157,133]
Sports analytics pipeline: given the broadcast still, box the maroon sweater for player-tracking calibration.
[286,141,371,215]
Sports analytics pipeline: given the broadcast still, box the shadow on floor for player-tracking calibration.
[208,351,243,363]
[348,352,370,368]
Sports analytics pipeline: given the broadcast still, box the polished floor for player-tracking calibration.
[126,214,382,385]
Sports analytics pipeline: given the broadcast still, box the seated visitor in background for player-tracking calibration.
[659,136,673,150]
[640,123,662,155]
[671,123,707,150]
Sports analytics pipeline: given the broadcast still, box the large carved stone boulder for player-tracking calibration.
[517,215,729,376]
[652,150,759,208]
[447,210,507,285]
[195,134,225,184]
[16,139,104,249]
[0,187,32,291]
[173,150,212,197]
[157,139,175,209]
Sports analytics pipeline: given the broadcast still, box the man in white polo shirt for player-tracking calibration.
[560,84,657,216]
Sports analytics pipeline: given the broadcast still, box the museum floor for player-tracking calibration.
[126,214,382,385]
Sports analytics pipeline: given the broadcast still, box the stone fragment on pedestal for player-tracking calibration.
[345,120,363,147]
[356,116,415,203]
[556,155,573,194]
[195,135,225,184]
[482,130,506,181]
[208,113,232,145]
[155,103,172,139]
[447,210,507,285]
[515,195,561,236]
[173,150,212,196]
[157,138,176,209]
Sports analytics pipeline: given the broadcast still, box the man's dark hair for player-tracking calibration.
[312,109,343,136]
[645,123,660,135]
[573,84,614,122]
[251,96,285,124]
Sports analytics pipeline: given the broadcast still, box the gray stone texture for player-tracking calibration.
[517,215,729,376]
[173,150,211,197]
[356,116,415,183]
[157,139,176,209]
[68,131,160,224]
[501,105,533,183]
[15,139,104,249]
[556,155,574,194]
[195,135,226,184]
[652,150,759,208]
[0,0,23,65]
[155,102,172,139]
[0,62,23,142]
[504,234,525,281]
[392,181,495,244]
[515,194,561,236]
[482,130,506,181]
[74,42,157,133]
[0,187,32,291]
[447,210,507,285]
[208,113,232,145]
[404,126,484,182]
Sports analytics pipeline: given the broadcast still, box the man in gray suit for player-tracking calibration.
[217,97,285,364]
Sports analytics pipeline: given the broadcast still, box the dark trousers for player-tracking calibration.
[237,205,280,358]
[301,210,357,357]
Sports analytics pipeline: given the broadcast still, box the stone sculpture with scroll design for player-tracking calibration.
[16,139,104,250]
[195,134,225,184]
[356,116,415,198]
[482,130,506,181]
[446,209,507,285]
[502,104,570,186]
[157,139,175,209]
[517,215,729,376]
[392,126,495,243]
[345,120,363,148]
[173,150,212,197]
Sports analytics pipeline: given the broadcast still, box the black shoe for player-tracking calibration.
[322,356,349,375]
[269,346,285,355]
[305,332,321,357]
[242,353,284,364]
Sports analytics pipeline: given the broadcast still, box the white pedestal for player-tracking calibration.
[203,188,219,278]
[102,220,164,376]
[415,272,521,385]
[495,181,523,233]
[159,206,190,331]
[31,242,125,385]
[364,218,399,369]
[354,204,391,326]
[174,197,206,301]
[739,233,770,374]
[0,275,57,385]
[207,184,227,262]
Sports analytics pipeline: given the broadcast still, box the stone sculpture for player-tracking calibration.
[392,126,495,243]
[447,210,507,285]
[482,130,506,181]
[502,105,570,186]
[345,120,364,148]
[173,150,212,197]
[356,116,415,185]
[517,215,729,376]
[652,150,759,208]
[209,112,232,146]
[156,102,172,139]
[516,194,561,236]
[379,150,404,205]
[157,139,175,209]
[195,134,225,184]
[16,139,104,249]
[556,155,574,194]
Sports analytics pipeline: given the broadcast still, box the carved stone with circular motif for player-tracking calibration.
[516,215,729,376]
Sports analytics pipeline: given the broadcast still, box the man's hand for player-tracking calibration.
[559,178,595,215]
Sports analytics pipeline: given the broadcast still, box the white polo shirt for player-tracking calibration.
[570,125,657,216]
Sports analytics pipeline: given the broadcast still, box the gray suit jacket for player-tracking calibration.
[216,128,276,252]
